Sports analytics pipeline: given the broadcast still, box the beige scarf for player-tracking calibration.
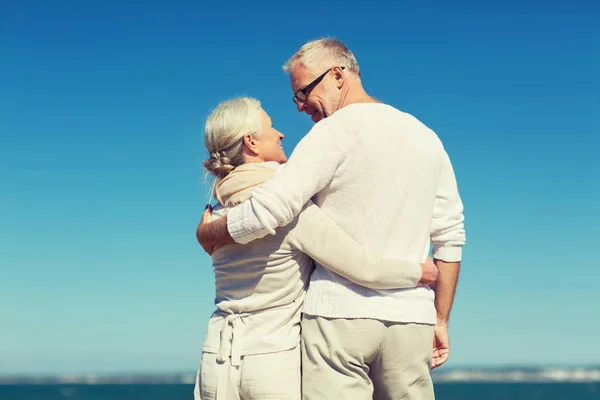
[215,161,279,207]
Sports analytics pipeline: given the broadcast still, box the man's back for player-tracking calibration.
[303,103,453,324]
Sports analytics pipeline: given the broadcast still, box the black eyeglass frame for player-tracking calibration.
[292,66,345,104]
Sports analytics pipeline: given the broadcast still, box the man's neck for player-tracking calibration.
[339,81,378,109]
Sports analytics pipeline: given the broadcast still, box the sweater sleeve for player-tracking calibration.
[287,201,422,290]
[430,150,466,261]
[226,122,344,244]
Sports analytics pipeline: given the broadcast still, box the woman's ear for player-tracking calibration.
[243,134,258,155]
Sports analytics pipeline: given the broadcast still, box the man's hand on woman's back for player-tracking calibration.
[196,205,235,255]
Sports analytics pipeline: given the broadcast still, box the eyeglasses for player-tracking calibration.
[292,66,345,105]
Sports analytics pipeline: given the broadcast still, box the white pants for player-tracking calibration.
[194,345,301,400]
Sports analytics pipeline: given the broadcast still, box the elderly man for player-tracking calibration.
[197,38,466,400]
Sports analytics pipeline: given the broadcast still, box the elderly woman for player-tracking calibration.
[194,97,437,400]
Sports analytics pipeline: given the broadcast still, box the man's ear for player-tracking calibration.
[333,66,345,89]
[243,134,258,155]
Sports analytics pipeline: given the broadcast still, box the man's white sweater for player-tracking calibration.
[226,103,466,324]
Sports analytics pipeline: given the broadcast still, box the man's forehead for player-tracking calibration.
[289,64,314,92]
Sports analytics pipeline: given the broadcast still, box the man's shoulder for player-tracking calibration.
[325,103,436,138]
[330,102,419,124]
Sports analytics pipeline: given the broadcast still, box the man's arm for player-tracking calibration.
[196,205,234,255]
[198,122,344,251]
[432,259,460,369]
[430,150,466,369]
[434,260,460,325]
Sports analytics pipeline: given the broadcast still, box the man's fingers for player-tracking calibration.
[197,204,215,255]
[200,204,212,225]
[431,345,450,370]
[196,221,204,245]
[433,356,448,369]
[431,352,449,369]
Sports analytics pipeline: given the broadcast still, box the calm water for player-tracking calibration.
[0,383,598,400]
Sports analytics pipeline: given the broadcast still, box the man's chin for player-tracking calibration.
[311,112,323,123]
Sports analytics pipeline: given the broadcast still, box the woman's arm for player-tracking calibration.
[287,201,438,290]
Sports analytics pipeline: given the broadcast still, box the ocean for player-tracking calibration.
[0,383,598,400]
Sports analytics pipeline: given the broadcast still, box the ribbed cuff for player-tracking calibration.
[226,203,272,245]
[432,245,463,262]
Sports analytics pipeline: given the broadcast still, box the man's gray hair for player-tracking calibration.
[282,38,360,76]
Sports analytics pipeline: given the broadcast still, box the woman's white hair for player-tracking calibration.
[282,37,360,76]
[203,97,263,202]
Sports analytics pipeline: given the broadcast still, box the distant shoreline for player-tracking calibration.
[2,367,600,385]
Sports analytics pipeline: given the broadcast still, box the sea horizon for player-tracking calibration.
[2,365,600,385]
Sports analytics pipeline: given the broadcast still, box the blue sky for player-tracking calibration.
[1,0,599,375]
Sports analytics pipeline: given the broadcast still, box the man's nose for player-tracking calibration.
[295,100,305,113]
